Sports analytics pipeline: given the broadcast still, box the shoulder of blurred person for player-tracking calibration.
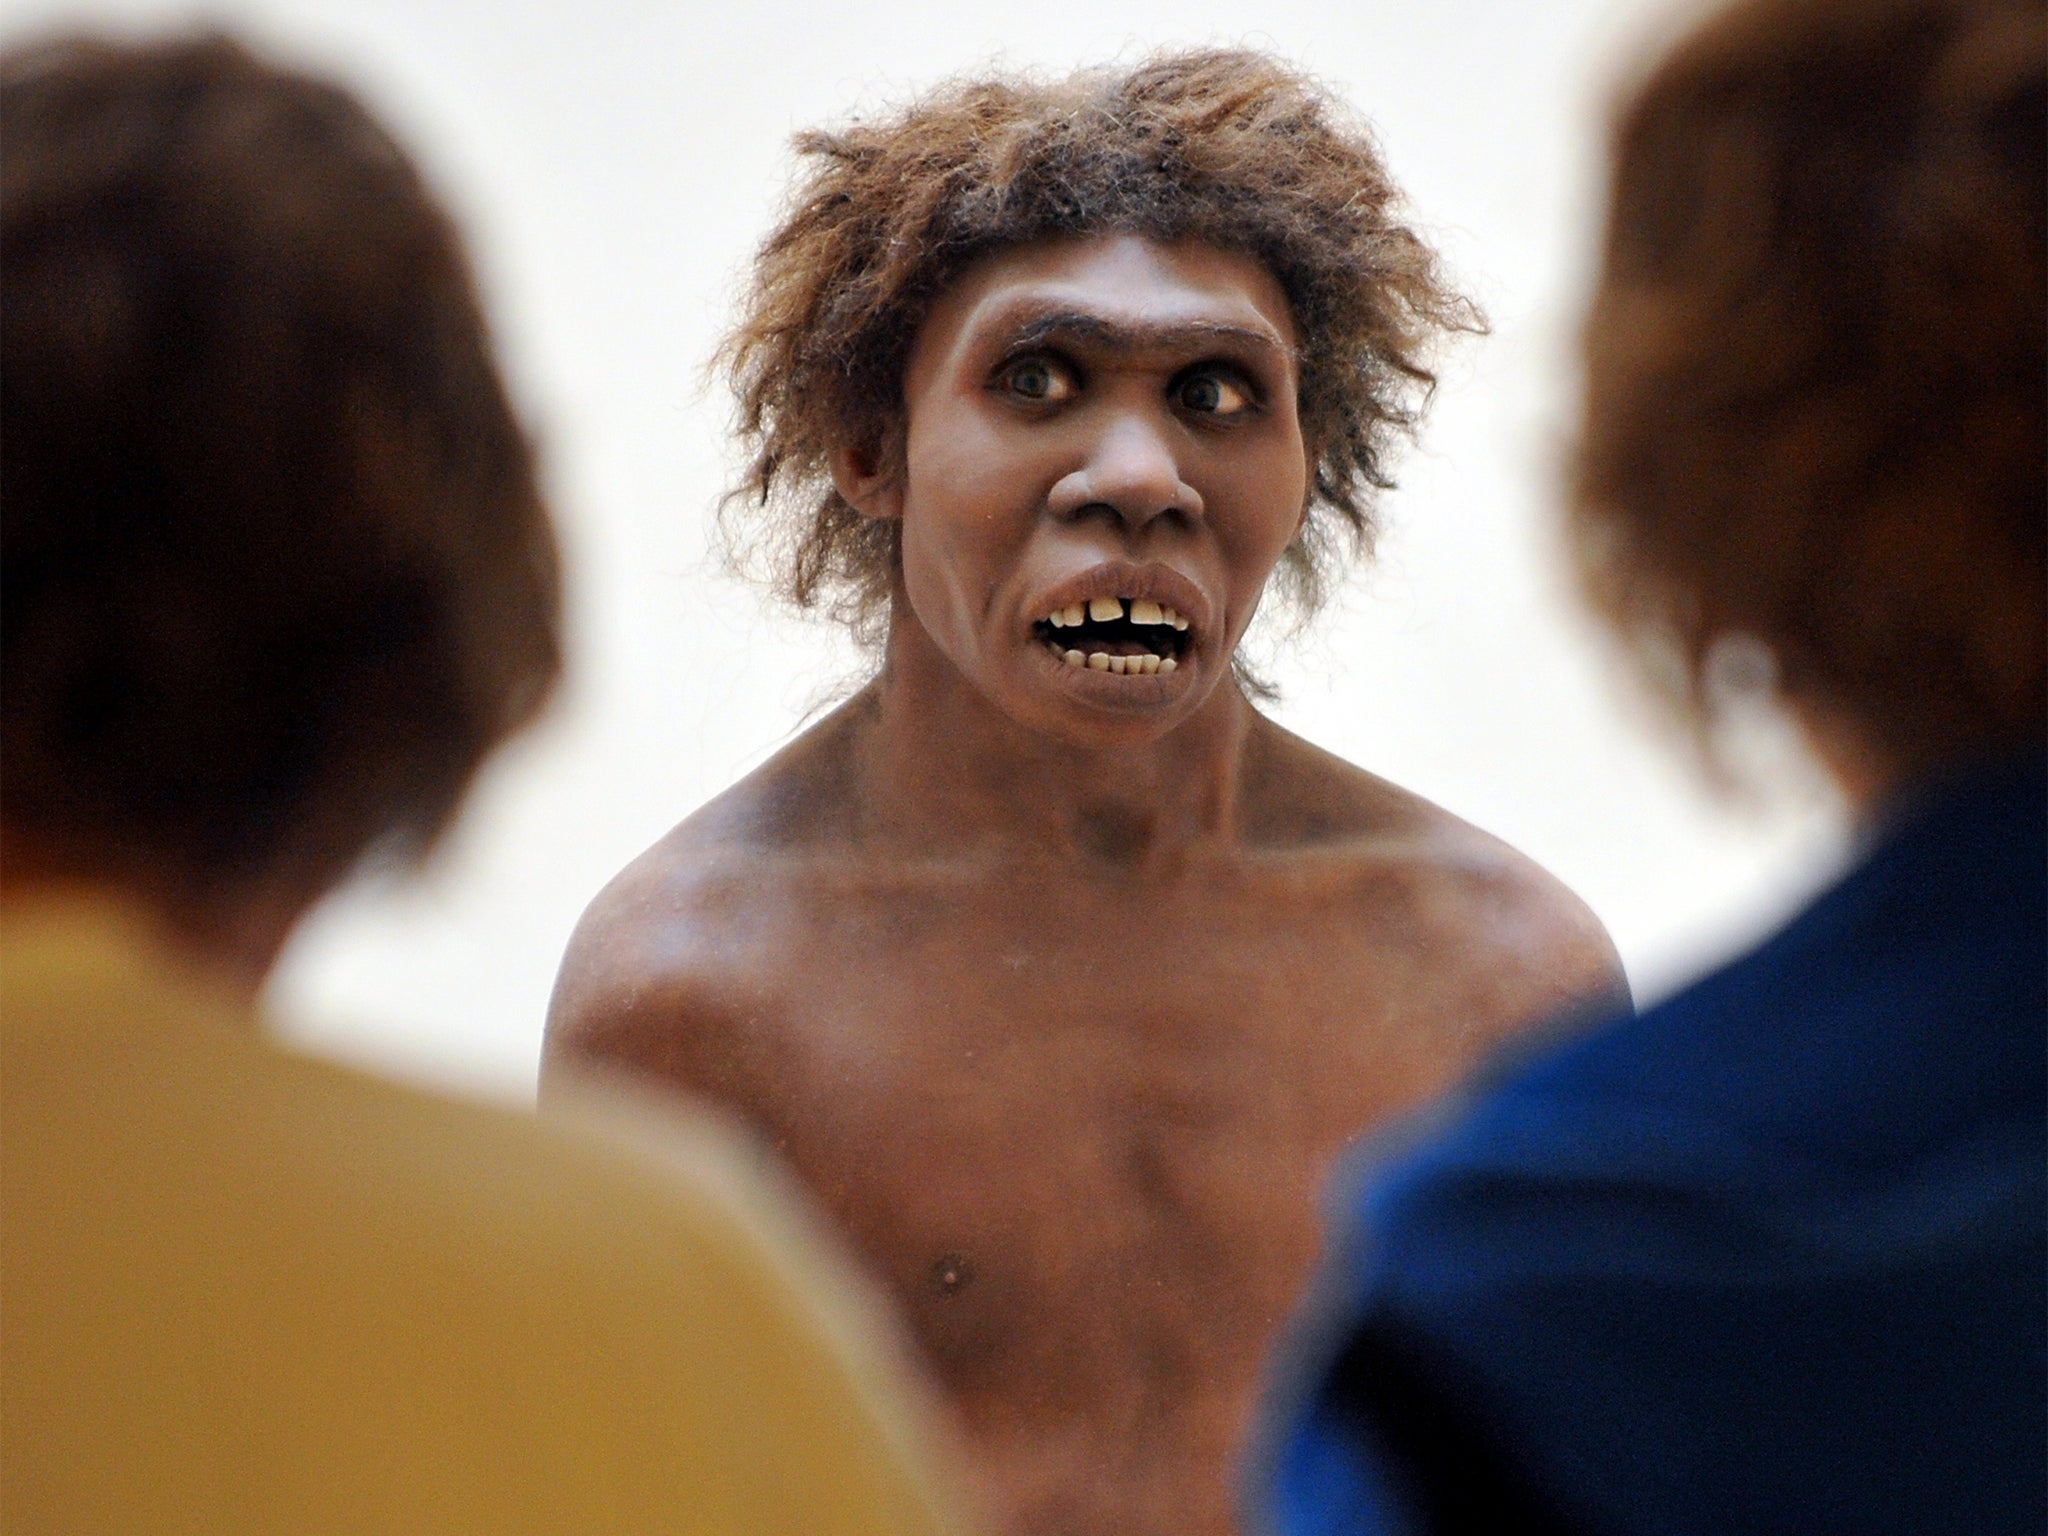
[1255,749,2045,1536]
[0,891,964,1536]
[1250,0,2046,1531]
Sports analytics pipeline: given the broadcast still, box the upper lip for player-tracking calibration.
[1025,562,1210,636]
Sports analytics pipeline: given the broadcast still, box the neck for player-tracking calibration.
[0,835,308,1006]
[853,603,1265,869]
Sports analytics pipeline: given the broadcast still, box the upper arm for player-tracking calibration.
[1316,760,1630,1048]
[540,859,772,1112]
[1420,843,1632,1056]
[1505,871,1632,1023]
[541,866,654,1089]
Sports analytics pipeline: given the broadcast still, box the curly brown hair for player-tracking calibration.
[719,47,1482,642]
[1573,0,2045,778]
[2,33,561,898]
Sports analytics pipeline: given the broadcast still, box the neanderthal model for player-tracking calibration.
[546,51,1626,1536]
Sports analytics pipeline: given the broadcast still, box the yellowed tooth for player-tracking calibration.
[1158,656,1178,674]
[1128,598,1165,626]
[1088,595,1123,623]
[1138,653,1161,675]
[1087,651,1111,671]
[1113,655,1133,674]
[1168,608,1188,630]
[1062,603,1086,628]
[1047,609,1068,628]
[1063,649,1085,667]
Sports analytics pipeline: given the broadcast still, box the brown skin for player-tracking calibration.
[547,235,1626,1536]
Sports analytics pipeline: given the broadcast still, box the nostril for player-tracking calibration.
[1055,497,1195,532]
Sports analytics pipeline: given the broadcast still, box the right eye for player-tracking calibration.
[1000,357,1075,403]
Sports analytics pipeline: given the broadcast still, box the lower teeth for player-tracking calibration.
[1053,645,1176,676]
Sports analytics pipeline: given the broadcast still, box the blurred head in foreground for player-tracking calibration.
[0,36,961,1536]
[2,32,561,970]
[1572,0,2044,804]
[1252,4,2045,1533]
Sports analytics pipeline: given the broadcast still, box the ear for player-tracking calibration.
[828,441,903,522]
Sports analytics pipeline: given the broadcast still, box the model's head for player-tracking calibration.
[1,34,561,919]
[1574,0,2044,789]
[722,48,1479,683]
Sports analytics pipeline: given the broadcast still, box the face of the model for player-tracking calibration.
[841,233,1309,746]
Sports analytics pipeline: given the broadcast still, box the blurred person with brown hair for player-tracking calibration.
[0,33,960,1535]
[1253,1,2045,1531]
[542,46,1631,1536]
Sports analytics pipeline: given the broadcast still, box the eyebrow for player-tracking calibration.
[991,308,1295,363]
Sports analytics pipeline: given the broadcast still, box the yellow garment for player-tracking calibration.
[0,898,961,1536]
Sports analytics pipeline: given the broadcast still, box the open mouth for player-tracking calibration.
[1033,596,1191,677]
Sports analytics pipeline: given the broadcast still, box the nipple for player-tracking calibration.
[930,1252,974,1296]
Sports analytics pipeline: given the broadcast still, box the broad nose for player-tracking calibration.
[1046,414,1204,532]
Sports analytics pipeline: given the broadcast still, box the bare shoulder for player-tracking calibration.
[542,694,874,1098]
[1244,718,1631,1028]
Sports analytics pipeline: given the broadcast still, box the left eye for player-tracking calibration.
[1177,372,1249,415]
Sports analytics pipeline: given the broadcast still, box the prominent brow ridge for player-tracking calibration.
[998,310,1291,360]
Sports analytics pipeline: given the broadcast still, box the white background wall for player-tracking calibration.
[4,0,1849,1100]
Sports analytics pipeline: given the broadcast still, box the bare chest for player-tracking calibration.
[725,877,1495,1433]
[571,849,1553,1534]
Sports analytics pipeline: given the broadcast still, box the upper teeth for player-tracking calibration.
[1045,597,1189,630]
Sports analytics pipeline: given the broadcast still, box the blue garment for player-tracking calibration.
[1255,756,2047,1536]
